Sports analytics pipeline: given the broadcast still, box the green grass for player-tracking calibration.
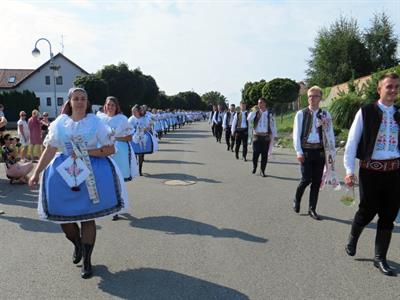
[276,111,295,133]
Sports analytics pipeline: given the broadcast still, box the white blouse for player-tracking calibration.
[44,114,112,154]
[97,113,132,138]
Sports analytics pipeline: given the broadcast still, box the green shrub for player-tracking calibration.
[329,92,363,129]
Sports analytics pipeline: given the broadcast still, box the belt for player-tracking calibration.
[254,132,270,137]
[360,158,400,172]
[302,143,323,150]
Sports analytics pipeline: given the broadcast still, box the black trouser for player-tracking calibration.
[295,148,325,210]
[211,124,216,136]
[215,123,223,142]
[235,129,248,158]
[225,126,235,149]
[353,167,400,231]
[252,135,270,172]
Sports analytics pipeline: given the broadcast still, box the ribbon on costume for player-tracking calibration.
[71,136,100,204]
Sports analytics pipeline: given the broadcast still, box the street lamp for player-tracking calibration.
[32,38,60,118]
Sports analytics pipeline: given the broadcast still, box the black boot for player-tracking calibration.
[72,238,82,264]
[345,223,364,256]
[81,244,94,279]
[373,229,396,276]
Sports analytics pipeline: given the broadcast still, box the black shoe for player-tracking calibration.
[374,229,396,276]
[293,199,300,213]
[260,170,266,177]
[231,148,234,152]
[81,244,94,279]
[252,168,256,174]
[72,238,82,264]
[308,209,322,220]
[227,146,230,151]
[124,177,132,182]
[112,214,119,221]
[235,153,239,160]
[345,223,364,256]
[243,157,247,162]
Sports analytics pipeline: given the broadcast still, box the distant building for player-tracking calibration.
[0,53,88,118]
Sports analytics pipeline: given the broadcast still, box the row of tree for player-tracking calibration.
[307,12,399,87]
[74,62,228,114]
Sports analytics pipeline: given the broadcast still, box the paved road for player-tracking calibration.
[1,121,399,299]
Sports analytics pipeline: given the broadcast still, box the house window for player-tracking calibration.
[57,97,64,106]
[56,76,63,85]
[45,76,51,85]
[8,76,16,83]
[46,97,51,106]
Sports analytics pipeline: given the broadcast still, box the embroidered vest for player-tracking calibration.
[356,103,400,161]
[300,108,324,148]
[237,111,248,129]
[254,110,271,134]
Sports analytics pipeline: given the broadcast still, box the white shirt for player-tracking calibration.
[293,108,331,156]
[222,111,235,129]
[212,111,224,125]
[17,119,30,140]
[344,101,400,175]
[97,113,132,138]
[231,111,248,135]
[248,110,277,135]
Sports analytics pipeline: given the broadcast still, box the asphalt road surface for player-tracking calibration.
[1,121,399,299]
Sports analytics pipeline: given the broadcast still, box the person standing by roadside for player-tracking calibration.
[40,112,50,151]
[0,104,7,143]
[28,109,42,161]
[248,98,277,177]
[292,87,332,220]
[343,73,400,276]
[222,104,236,151]
[231,102,249,160]
[17,111,30,162]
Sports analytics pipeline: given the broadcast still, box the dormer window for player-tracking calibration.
[8,76,16,83]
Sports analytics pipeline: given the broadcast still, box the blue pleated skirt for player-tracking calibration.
[38,153,128,223]
[130,132,154,154]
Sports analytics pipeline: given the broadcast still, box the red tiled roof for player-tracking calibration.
[0,69,35,88]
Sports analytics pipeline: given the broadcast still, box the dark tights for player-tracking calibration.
[61,221,96,245]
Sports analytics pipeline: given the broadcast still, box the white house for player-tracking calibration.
[0,53,88,118]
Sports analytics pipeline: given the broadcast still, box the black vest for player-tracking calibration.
[300,108,324,148]
[226,111,232,126]
[356,103,400,161]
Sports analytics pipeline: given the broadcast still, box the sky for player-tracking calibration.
[1,0,399,105]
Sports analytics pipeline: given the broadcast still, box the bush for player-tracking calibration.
[0,90,39,121]
[329,92,363,129]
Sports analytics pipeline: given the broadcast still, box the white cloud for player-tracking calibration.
[1,0,399,105]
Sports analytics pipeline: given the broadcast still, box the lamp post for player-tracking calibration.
[32,38,60,118]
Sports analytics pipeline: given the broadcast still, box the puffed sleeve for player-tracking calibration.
[43,115,66,149]
[96,118,114,146]
[115,115,133,137]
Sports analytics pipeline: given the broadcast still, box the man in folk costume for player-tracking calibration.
[292,86,333,220]
[209,105,217,137]
[222,104,236,151]
[212,104,224,143]
[344,73,400,276]
[231,102,249,160]
[248,98,277,176]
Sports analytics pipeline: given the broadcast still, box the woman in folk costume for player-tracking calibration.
[128,105,154,176]
[29,88,128,279]
[97,96,139,182]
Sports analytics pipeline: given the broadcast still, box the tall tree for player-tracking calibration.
[201,91,228,109]
[74,74,109,105]
[241,80,266,108]
[262,78,299,114]
[364,12,399,71]
[306,16,372,87]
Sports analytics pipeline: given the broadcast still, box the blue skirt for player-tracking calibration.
[113,140,138,180]
[130,132,154,154]
[38,154,128,223]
